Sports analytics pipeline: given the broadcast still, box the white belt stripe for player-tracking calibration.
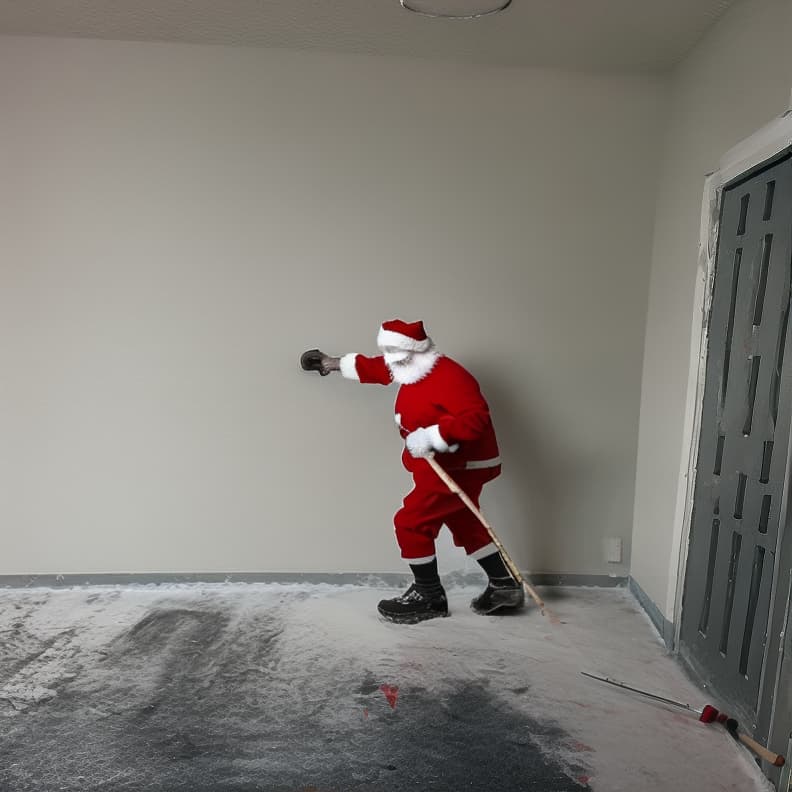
[464,457,501,470]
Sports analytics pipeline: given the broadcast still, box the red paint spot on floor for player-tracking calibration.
[363,708,368,719]
[577,775,590,786]
[380,684,399,709]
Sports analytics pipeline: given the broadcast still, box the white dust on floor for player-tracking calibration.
[0,584,774,791]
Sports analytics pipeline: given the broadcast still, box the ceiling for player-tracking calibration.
[0,0,737,72]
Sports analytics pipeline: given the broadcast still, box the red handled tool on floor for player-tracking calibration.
[580,671,785,767]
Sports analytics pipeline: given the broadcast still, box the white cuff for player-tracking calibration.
[403,554,437,565]
[469,542,498,560]
[427,424,457,453]
[339,353,360,381]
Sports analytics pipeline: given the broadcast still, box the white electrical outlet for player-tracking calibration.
[604,537,623,563]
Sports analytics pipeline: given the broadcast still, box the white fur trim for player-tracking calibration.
[469,542,498,560]
[426,424,452,453]
[377,327,433,353]
[339,353,360,381]
[383,350,411,366]
[388,350,440,385]
[394,413,402,426]
[403,554,436,565]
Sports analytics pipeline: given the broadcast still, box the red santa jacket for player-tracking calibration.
[340,353,501,478]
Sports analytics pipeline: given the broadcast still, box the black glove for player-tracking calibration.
[300,349,329,376]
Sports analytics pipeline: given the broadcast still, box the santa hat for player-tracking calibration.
[377,319,433,352]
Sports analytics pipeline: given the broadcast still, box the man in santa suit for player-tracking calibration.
[301,319,524,624]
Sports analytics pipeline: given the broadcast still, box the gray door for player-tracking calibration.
[680,152,792,727]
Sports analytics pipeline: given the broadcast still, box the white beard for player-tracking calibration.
[387,350,441,385]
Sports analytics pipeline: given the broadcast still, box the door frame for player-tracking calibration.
[670,111,792,754]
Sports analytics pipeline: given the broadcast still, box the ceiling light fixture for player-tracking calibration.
[400,0,512,19]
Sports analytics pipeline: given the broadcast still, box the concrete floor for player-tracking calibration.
[0,583,773,792]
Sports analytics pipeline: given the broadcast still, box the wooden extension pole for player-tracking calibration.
[424,454,545,614]
[733,730,785,767]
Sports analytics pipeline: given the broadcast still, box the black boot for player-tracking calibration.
[471,577,525,614]
[377,558,449,624]
[473,551,525,615]
[377,583,449,624]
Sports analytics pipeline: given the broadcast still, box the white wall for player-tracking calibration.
[0,36,665,576]
[631,0,792,616]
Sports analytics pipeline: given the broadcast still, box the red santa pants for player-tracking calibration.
[393,465,495,562]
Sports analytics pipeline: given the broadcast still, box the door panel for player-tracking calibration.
[680,154,792,722]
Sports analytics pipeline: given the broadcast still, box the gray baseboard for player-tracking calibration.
[0,571,628,589]
[628,575,675,650]
[0,572,411,588]
[527,573,627,587]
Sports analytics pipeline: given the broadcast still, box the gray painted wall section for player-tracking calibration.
[629,576,675,650]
